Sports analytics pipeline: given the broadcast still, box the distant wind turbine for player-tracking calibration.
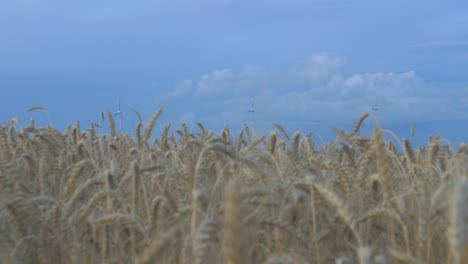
[114,99,124,133]
[371,96,379,115]
[248,98,255,137]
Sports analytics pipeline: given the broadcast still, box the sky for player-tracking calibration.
[1,0,467,148]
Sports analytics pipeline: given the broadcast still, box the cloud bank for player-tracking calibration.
[152,53,467,135]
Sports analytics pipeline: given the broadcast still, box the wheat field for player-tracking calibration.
[0,109,466,264]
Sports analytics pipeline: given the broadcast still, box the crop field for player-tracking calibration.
[0,109,466,264]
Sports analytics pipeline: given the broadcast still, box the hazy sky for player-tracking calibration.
[1,0,467,147]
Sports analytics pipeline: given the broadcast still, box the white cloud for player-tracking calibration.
[196,69,234,97]
[292,53,345,86]
[174,53,467,132]
[155,79,192,103]
[240,64,267,77]
[195,66,272,97]
[344,74,363,87]
[341,71,421,97]
[234,64,270,95]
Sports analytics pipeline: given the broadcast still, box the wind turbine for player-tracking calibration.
[248,98,255,137]
[371,96,379,115]
[114,99,124,133]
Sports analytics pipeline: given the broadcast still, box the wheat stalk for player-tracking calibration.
[223,179,242,264]
[449,178,468,264]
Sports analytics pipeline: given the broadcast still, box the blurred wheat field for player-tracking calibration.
[0,109,466,264]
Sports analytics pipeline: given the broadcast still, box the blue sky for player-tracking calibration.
[1,0,467,148]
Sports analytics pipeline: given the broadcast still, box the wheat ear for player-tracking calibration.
[267,131,277,155]
[143,107,164,144]
[273,123,289,141]
[353,112,370,135]
[403,139,415,164]
[107,111,116,138]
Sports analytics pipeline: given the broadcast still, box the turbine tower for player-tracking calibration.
[114,99,124,134]
[248,98,255,137]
